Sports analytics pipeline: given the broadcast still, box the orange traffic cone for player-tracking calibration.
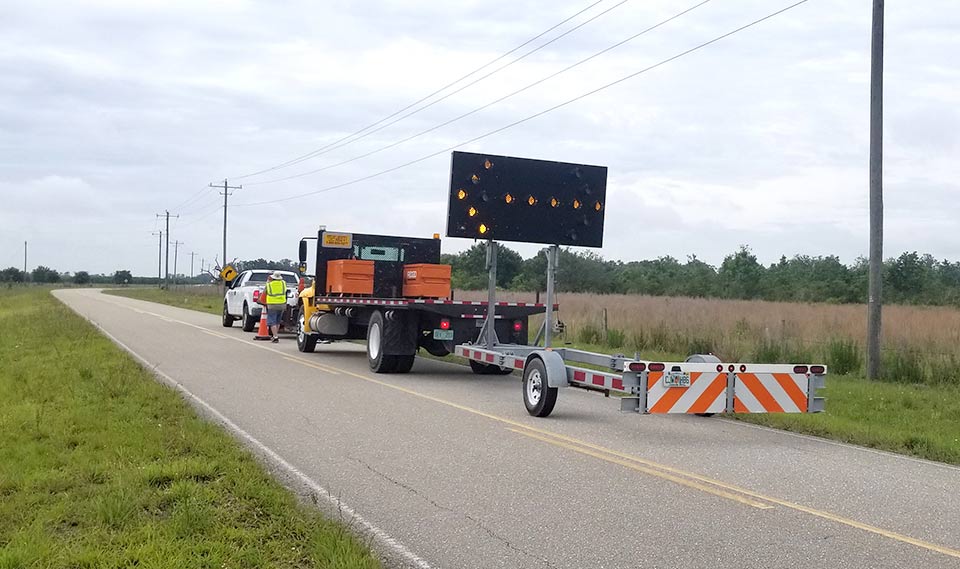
[253,306,271,341]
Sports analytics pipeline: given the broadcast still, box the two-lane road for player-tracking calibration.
[55,289,960,568]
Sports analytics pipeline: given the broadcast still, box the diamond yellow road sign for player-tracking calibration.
[220,265,238,283]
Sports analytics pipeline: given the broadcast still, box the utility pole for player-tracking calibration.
[172,240,183,286]
[867,0,884,380]
[157,210,179,289]
[210,179,241,276]
[152,231,163,287]
[189,252,197,280]
[23,241,27,281]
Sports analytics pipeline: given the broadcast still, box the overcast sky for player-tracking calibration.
[1,0,957,277]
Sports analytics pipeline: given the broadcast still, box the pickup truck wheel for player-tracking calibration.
[367,311,397,373]
[241,303,257,332]
[523,358,558,417]
[221,302,234,327]
[297,306,318,353]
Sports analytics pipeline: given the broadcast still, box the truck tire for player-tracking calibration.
[297,306,318,353]
[523,358,558,417]
[241,303,257,332]
[367,311,397,373]
[393,355,415,374]
[222,302,234,327]
[469,360,514,375]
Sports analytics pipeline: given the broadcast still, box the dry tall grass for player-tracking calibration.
[456,290,960,382]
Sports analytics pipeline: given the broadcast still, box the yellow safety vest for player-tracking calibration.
[266,279,287,305]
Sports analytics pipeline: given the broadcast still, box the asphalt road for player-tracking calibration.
[55,289,960,568]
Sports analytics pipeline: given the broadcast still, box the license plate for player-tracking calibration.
[433,329,454,341]
[663,371,691,388]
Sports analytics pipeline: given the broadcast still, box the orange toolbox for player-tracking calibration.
[326,260,374,295]
[402,263,451,299]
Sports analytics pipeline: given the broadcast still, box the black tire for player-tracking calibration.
[367,311,397,373]
[522,358,558,417]
[297,306,318,353]
[241,303,258,332]
[221,302,234,327]
[393,355,415,374]
[469,360,514,375]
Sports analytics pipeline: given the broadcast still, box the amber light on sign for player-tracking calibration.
[573,199,581,209]
[484,159,493,169]
[527,196,537,206]
[595,201,602,211]
[505,194,513,204]
[468,207,478,217]
[471,174,480,184]
[550,197,559,208]
[457,189,467,200]
[479,223,488,234]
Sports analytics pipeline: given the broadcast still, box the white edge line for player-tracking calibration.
[62,294,434,569]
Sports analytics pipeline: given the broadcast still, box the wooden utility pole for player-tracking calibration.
[156,211,179,289]
[152,231,163,287]
[189,252,197,280]
[867,0,884,380]
[172,240,183,286]
[210,179,241,273]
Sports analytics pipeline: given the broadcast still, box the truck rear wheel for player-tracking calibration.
[523,358,558,417]
[393,355,415,373]
[367,311,397,373]
[297,306,318,353]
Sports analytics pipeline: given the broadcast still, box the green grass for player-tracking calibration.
[107,288,960,465]
[0,287,380,568]
[105,286,223,316]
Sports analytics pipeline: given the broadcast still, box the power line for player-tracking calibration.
[240,0,636,184]
[235,0,810,208]
[245,0,711,188]
[228,0,611,181]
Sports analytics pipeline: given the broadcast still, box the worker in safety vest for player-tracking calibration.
[263,271,287,343]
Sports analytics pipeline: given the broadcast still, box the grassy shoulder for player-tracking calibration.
[105,286,223,316]
[0,287,379,568]
[102,289,960,465]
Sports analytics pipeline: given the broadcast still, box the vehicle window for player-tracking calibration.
[281,274,298,285]
[231,272,246,289]
[247,273,268,284]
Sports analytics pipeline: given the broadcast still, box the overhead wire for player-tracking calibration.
[241,0,637,185]
[234,0,811,208]
[228,0,612,181]
[245,0,713,187]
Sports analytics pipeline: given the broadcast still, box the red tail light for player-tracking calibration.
[716,364,724,372]
[439,319,451,330]
[793,365,809,374]
[298,278,305,293]
[513,320,523,332]
[252,290,260,302]
[628,362,646,372]
[648,363,665,372]
[810,365,825,374]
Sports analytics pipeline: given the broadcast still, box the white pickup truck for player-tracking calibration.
[221,269,299,331]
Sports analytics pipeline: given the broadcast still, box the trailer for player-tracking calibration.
[446,151,826,418]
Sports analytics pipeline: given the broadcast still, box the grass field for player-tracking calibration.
[0,286,380,568]
[107,285,224,316]
[107,286,960,465]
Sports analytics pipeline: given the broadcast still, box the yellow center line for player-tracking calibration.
[507,428,773,509]
[106,293,960,560]
[283,356,341,375]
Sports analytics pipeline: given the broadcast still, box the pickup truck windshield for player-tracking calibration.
[247,273,298,285]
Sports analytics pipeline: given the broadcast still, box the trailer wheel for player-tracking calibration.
[367,311,397,373]
[393,355,415,374]
[221,302,234,327]
[523,358,558,417]
[297,306,318,353]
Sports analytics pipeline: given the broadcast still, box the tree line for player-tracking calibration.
[442,244,960,306]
